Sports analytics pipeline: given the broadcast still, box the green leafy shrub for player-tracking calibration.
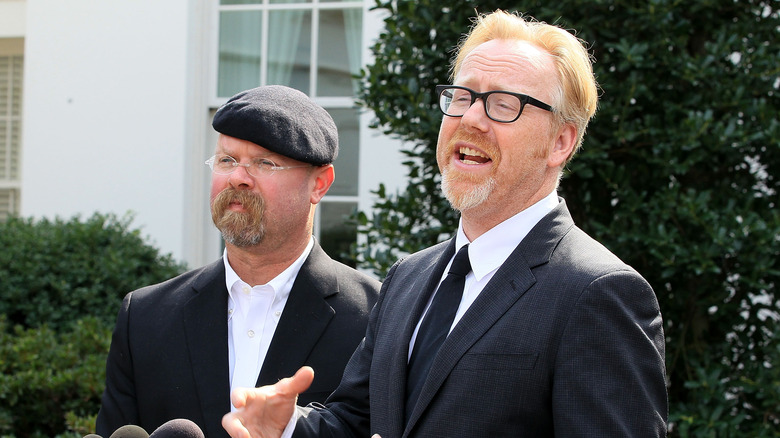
[670,325,780,436]
[0,213,186,331]
[0,213,187,437]
[352,0,779,435]
[0,316,110,438]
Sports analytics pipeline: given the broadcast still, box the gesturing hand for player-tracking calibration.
[222,366,315,438]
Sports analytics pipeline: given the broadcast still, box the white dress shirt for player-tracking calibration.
[408,191,559,358]
[225,237,314,410]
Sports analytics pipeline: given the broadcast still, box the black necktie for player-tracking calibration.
[405,244,471,424]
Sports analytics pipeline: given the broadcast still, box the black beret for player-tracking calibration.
[212,85,338,165]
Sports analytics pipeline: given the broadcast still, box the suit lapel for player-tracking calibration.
[181,260,231,438]
[405,246,537,429]
[387,240,455,435]
[404,201,575,432]
[256,243,336,386]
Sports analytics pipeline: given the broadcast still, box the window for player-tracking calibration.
[0,43,23,221]
[215,0,363,264]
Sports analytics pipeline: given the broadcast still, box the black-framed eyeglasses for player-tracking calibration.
[205,154,311,177]
[436,85,554,123]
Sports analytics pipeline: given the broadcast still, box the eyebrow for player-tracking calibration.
[216,152,280,161]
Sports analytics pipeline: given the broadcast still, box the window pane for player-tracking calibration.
[0,188,19,220]
[328,108,359,196]
[11,56,23,115]
[0,57,8,117]
[267,10,311,94]
[220,0,261,4]
[0,122,6,179]
[319,201,357,267]
[317,9,362,97]
[270,0,311,3]
[10,120,19,179]
[218,11,262,98]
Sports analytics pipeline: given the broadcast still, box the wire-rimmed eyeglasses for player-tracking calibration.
[436,85,554,123]
[205,154,311,177]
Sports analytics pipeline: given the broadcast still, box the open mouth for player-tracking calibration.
[459,146,491,165]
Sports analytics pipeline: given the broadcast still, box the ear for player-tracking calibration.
[309,165,335,204]
[547,123,578,169]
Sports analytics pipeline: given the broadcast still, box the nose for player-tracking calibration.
[459,98,490,132]
[227,163,255,188]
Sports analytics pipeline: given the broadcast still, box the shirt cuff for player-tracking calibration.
[280,407,300,438]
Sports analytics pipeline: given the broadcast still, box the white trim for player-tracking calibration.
[184,1,223,269]
[0,1,26,38]
[309,5,319,96]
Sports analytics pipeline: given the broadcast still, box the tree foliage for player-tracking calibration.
[0,317,110,438]
[0,213,186,437]
[352,0,779,435]
[0,213,186,331]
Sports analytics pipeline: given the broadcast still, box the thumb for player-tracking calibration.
[277,366,315,398]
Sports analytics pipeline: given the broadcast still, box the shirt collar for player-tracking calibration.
[223,237,315,300]
[455,191,559,281]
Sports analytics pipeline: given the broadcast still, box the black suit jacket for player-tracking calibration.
[96,242,380,438]
[294,200,667,437]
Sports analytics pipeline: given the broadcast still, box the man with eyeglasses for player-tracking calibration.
[223,10,667,438]
[96,85,380,438]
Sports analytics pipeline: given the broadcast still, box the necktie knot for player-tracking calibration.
[448,244,471,277]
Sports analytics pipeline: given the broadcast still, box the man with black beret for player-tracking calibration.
[96,85,380,438]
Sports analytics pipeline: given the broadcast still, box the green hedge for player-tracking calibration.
[0,213,186,437]
[0,214,185,331]
[0,317,109,438]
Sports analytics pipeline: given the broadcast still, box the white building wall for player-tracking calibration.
[19,0,406,270]
[21,0,190,261]
[0,1,27,38]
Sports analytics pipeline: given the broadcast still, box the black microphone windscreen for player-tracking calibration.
[148,419,205,438]
[108,425,149,438]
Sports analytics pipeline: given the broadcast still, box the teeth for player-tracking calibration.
[459,147,487,158]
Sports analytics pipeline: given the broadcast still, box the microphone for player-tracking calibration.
[148,419,205,438]
[108,425,149,438]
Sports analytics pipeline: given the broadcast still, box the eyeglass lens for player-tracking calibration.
[210,155,273,177]
[439,87,524,122]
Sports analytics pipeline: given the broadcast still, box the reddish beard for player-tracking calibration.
[210,188,266,247]
[439,129,498,211]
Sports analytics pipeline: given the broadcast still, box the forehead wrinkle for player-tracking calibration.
[462,49,547,73]
[456,41,556,99]
[216,135,276,158]
[464,39,550,70]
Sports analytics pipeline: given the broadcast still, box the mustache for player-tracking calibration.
[211,188,264,216]
[448,129,496,157]
[211,188,266,246]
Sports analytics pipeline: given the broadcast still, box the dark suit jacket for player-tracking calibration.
[294,200,667,437]
[96,242,380,438]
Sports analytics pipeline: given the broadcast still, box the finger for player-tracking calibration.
[230,387,250,409]
[222,412,250,438]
